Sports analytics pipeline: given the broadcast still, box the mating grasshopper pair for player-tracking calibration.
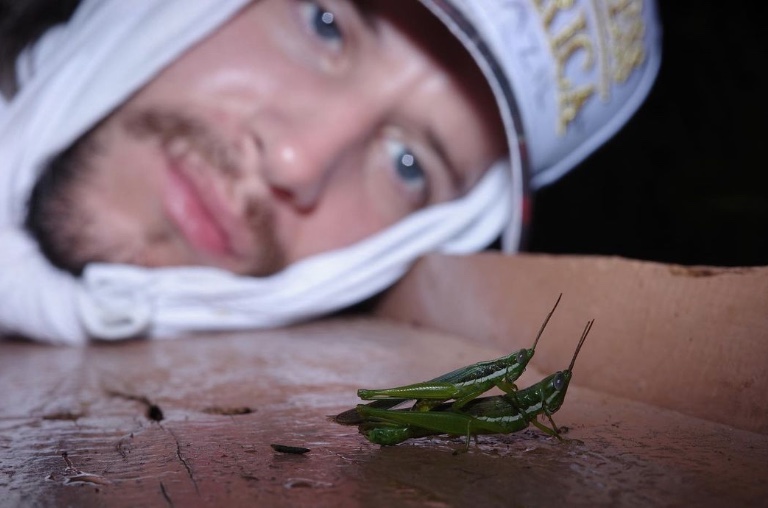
[334,295,593,448]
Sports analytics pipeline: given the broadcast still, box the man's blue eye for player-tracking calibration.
[395,150,425,184]
[386,140,427,196]
[307,2,343,42]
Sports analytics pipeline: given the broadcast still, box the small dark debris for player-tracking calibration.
[667,265,752,278]
[270,444,310,455]
[42,411,84,421]
[202,406,253,416]
[147,404,164,422]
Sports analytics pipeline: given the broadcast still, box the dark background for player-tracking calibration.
[528,1,768,266]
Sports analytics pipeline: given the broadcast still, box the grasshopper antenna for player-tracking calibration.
[532,293,563,350]
[568,319,593,372]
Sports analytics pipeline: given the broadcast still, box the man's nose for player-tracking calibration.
[257,97,376,211]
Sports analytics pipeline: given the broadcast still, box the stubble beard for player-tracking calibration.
[25,108,286,277]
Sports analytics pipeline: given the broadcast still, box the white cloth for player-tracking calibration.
[0,0,515,345]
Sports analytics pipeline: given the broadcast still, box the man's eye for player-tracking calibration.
[386,140,428,197]
[300,1,344,49]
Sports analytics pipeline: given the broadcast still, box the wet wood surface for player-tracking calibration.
[2,317,767,507]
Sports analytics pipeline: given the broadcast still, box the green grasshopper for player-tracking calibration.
[355,319,593,449]
[335,295,563,426]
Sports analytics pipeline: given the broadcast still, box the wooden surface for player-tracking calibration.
[376,253,768,434]
[2,317,767,507]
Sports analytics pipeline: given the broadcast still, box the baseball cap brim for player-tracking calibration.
[419,0,662,252]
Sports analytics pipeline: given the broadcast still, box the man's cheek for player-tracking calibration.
[85,153,166,225]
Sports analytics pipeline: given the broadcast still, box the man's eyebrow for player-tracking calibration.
[425,126,462,195]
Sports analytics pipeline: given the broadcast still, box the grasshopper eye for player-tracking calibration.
[516,351,528,363]
[553,372,566,391]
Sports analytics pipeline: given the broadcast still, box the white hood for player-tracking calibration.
[0,0,512,344]
[0,0,660,344]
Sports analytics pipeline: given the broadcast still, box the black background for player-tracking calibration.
[528,1,768,266]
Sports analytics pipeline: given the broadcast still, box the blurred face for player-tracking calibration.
[28,0,506,276]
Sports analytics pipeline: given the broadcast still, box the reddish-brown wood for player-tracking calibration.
[376,253,768,434]
[3,253,768,506]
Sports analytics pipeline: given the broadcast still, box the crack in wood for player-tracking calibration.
[168,428,199,495]
[104,389,164,422]
[160,481,174,507]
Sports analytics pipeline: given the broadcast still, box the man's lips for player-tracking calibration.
[162,142,239,260]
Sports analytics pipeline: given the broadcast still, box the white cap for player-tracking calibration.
[420,0,662,249]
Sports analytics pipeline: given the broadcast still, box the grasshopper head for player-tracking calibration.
[533,319,591,416]
[517,348,534,365]
[540,370,572,413]
[498,347,535,384]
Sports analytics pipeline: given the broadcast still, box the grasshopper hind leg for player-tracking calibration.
[529,416,563,440]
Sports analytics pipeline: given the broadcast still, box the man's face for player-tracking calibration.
[29,0,506,276]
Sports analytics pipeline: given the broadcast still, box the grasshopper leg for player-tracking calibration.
[451,388,486,411]
[543,407,561,434]
[412,398,448,412]
[496,378,519,395]
[457,420,477,453]
[529,416,563,440]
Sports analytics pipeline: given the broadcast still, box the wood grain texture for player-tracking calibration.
[2,317,767,506]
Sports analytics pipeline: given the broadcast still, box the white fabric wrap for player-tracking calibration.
[0,0,514,345]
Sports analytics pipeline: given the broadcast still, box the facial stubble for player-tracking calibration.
[25,109,286,277]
